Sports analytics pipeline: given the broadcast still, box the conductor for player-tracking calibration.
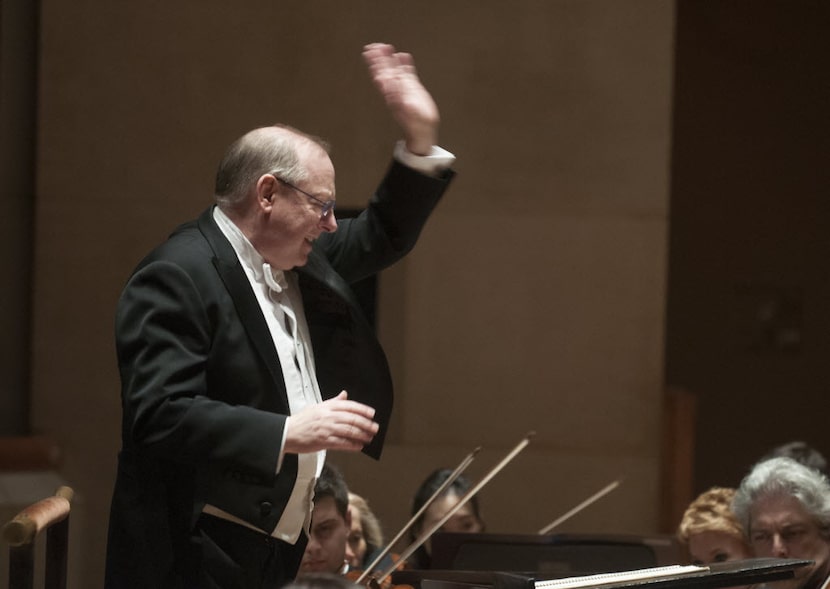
[105,43,455,588]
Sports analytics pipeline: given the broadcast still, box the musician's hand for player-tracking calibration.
[363,42,439,155]
[284,391,379,453]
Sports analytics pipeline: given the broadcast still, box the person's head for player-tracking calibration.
[734,457,830,589]
[345,493,384,569]
[408,469,485,568]
[762,442,829,478]
[214,124,337,270]
[300,464,351,575]
[677,487,752,565]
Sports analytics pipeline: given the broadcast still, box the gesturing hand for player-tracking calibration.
[284,391,379,454]
[363,42,440,156]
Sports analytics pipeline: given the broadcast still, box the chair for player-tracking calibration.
[2,486,73,589]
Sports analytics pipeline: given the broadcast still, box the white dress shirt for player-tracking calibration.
[206,207,323,543]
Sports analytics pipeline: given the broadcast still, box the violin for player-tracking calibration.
[349,432,534,588]
[345,560,408,589]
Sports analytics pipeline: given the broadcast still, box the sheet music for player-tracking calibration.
[535,565,708,589]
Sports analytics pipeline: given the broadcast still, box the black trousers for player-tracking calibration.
[183,513,308,589]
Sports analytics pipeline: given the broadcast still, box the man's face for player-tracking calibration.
[300,496,351,574]
[750,494,830,589]
[253,145,337,270]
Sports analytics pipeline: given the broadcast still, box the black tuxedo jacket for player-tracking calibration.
[105,161,453,586]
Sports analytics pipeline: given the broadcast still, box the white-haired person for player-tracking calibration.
[733,457,830,589]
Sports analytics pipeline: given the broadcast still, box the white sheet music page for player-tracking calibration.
[535,565,709,589]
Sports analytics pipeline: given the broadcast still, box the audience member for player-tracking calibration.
[677,487,753,565]
[733,457,830,589]
[407,468,485,569]
[300,465,352,575]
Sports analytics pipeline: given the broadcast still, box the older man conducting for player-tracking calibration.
[105,43,455,589]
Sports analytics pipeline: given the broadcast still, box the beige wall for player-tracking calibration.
[30,1,674,584]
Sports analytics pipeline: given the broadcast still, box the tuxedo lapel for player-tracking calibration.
[297,248,366,324]
[296,246,393,460]
[196,208,288,401]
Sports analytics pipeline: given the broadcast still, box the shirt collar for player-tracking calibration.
[212,206,287,293]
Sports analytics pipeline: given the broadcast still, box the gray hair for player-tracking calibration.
[213,124,330,210]
[733,457,830,537]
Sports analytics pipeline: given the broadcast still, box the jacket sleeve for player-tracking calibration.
[317,160,455,284]
[116,258,284,479]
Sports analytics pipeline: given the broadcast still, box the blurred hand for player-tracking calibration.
[284,391,379,453]
[363,42,439,155]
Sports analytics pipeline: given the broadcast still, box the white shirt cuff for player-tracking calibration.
[393,140,456,177]
[276,419,288,472]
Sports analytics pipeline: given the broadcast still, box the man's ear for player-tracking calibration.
[344,507,352,529]
[255,174,277,209]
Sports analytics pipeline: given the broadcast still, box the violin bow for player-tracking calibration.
[537,478,622,535]
[355,445,481,584]
[374,431,535,583]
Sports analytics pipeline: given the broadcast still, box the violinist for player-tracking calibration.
[300,465,353,575]
[676,487,753,566]
[407,468,486,569]
[347,493,397,572]
[352,436,527,584]
[733,458,830,589]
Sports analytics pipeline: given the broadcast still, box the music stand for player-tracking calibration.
[397,558,811,589]
[429,532,681,575]
[493,558,812,589]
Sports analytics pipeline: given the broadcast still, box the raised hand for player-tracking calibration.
[363,42,440,156]
[283,391,379,453]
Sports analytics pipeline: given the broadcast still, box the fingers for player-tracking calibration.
[331,405,379,443]
[283,393,380,454]
[304,413,376,453]
[363,43,415,83]
[362,42,394,63]
[336,414,378,445]
[328,403,378,448]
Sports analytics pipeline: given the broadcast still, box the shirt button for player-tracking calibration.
[260,502,273,517]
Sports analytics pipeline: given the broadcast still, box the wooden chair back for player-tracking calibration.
[2,486,73,589]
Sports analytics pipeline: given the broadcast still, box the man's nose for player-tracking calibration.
[306,535,322,552]
[772,533,789,557]
[320,213,337,233]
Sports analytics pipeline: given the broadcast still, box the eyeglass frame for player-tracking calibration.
[269,173,336,219]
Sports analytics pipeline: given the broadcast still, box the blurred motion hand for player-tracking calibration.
[284,391,379,453]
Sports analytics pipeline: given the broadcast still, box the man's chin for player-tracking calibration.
[291,252,310,269]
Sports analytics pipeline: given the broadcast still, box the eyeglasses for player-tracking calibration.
[272,175,336,219]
